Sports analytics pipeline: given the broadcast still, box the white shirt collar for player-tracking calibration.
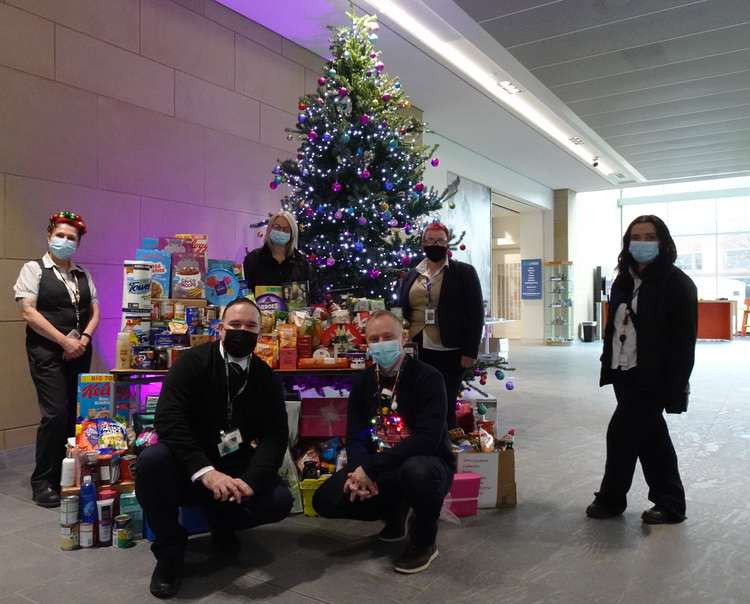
[416,256,449,276]
[219,342,250,370]
[43,252,84,273]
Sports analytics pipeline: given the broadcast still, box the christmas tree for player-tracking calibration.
[270,12,457,303]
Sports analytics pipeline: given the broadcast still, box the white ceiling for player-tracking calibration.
[217,0,619,194]
[453,0,750,182]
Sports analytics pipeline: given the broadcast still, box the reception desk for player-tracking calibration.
[601,300,734,341]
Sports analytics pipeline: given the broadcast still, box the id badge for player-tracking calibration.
[425,307,436,325]
[217,429,243,457]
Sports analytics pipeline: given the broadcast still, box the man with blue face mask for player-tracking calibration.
[313,310,455,574]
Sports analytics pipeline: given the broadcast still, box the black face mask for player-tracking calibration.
[423,245,448,263]
[223,329,258,358]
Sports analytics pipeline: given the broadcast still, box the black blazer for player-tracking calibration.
[399,259,484,358]
[600,264,697,413]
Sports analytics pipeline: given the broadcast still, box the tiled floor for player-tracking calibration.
[1,339,748,603]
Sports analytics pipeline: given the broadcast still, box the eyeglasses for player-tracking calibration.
[271,224,292,233]
[424,238,448,246]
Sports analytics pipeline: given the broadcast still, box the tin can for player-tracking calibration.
[98,521,113,546]
[169,346,190,368]
[205,306,219,322]
[154,346,170,370]
[113,514,133,549]
[120,454,137,482]
[60,495,79,525]
[80,522,95,548]
[61,523,80,551]
[174,302,186,322]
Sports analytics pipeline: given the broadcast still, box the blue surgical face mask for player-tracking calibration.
[629,240,660,264]
[269,229,291,246]
[49,237,77,260]
[368,339,402,368]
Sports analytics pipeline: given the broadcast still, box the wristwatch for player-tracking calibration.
[80,333,92,341]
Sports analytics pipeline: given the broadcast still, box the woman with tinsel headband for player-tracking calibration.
[13,211,100,508]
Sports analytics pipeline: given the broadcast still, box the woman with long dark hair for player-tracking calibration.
[587,215,697,524]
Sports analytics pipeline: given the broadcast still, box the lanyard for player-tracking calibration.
[623,284,641,327]
[374,364,402,412]
[424,276,433,307]
[224,357,250,430]
[52,266,81,331]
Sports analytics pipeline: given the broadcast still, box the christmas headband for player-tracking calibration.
[48,211,87,235]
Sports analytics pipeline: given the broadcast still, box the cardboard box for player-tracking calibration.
[280,348,298,370]
[457,449,516,508]
[299,397,348,437]
[135,248,171,299]
[77,374,114,419]
[448,472,481,517]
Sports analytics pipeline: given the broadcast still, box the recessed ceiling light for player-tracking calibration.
[498,80,521,94]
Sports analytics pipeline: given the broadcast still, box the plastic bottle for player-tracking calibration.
[80,475,97,524]
[116,332,131,369]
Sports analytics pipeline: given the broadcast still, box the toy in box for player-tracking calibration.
[135,248,171,299]
[172,253,206,299]
[283,281,309,310]
[77,374,114,419]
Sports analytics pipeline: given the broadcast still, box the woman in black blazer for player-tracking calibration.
[399,223,484,428]
[587,215,697,525]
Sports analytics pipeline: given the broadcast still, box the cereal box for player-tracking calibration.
[158,237,193,254]
[77,374,114,420]
[135,248,171,299]
[172,253,206,299]
[175,234,208,258]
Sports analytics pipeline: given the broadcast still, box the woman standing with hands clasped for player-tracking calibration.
[14,211,100,508]
[587,215,697,525]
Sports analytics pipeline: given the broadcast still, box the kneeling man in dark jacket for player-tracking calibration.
[136,298,292,598]
[313,310,455,574]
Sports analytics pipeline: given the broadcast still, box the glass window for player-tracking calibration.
[666,199,716,235]
[717,197,750,233]
[621,202,668,229]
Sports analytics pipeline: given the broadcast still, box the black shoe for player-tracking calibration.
[378,508,413,542]
[642,506,685,525]
[32,486,60,508]
[586,501,625,519]
[149,557,184,599]
[394,542,439,574]
[211,529,241,555]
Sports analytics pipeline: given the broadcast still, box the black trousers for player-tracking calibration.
[136,443,293,560]
[312,456,453,547]
[26,340,92,490]
[415,337,463,429]
[597,369,686,518]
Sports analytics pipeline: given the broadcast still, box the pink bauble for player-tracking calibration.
[360,169,371,180]
[414,182,425,192]
[318,76,327,86]
[269,181,278,190]
[338,87,348,97]
[326,257,335,267]
[382,93,391,102]
[332,181,342,192]
[305,207,314,217]
[308,130,318,141]
[375,62,385,72]
[360,114,370,125]
[334,210,343,220]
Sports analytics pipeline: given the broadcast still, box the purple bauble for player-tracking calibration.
[308,130,318,142]
[358,216,367,226]
[360,114,370,125]
[401,255,411,265]
[375,62,385,72]
[431,158,440,167]
[331,181,342,192]
[388,218,398,227]
[382,93,391,102]
[326,257,335,267]
[334,210,343,219]
[360,169,371,180]
[305,207,314,217]
[370,52,377,59]
[269,181,278,190]
[369,268,381,279]
[338,87,348,97]
[298,113,306,124]
[322,132,332,143]
[506,381,515,391]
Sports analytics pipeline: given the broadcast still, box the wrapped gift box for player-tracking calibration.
[299,398,348,437]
